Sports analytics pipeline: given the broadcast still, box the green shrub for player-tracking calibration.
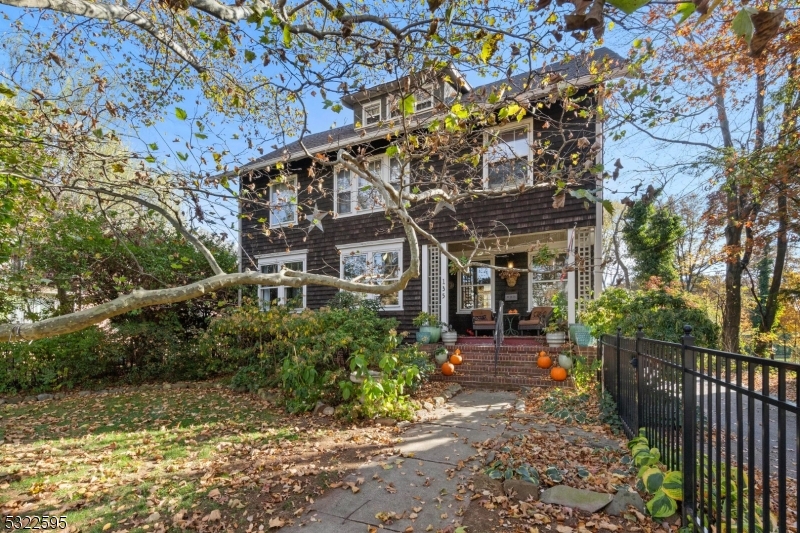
[582,287,720,347]
[200,300,426,419]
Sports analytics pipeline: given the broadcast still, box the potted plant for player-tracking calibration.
[434,346,450,365]
[413,311,442,344]
[499,269,520,287]
[557,343,574,370]
[545,291,568,347]
[441,324,458,347]
[544,321,567,347]
[569,323,595,347]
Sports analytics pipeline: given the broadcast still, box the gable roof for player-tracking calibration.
[239,47,624,173]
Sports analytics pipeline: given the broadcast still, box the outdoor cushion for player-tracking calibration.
[473,319,495,326]
[472,310,492,321]
[519,318,541,326]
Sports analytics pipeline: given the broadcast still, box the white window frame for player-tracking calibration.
[334,155,406,217]
[482,120,533,191]
[269,174,298,228]
[389,83,436,117]
[526,249,568,312]
[362,101,382,127]
[456,257,495,314]
[337,238,404,311]
[257,251,307,310]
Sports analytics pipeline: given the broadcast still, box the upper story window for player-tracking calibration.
[390,84,435,117]
[338,239,404,310]
[363,102,382,126]
[269,175,297,227]
[335,156,404,215]
[484,125,532,190]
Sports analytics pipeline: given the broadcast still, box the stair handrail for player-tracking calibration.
[494,301,504,376]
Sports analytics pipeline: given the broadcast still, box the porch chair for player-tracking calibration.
[518,306,554,336]
[471,309,496,336]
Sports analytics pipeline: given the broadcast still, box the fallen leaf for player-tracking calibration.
[269,517,285,529]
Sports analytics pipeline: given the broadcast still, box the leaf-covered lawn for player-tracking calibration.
[0,385,401,532]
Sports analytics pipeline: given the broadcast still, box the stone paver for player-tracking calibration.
[284,390,515,532]
[540,485,614,513]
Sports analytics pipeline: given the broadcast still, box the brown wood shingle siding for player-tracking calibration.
[241,98,598,332]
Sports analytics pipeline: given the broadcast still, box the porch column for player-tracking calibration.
[421,244,429,313]
[440,243,449,327]
[567,228,576,324]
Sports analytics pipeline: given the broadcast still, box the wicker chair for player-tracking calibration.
[518,306,554,336]
[471,309,495,336]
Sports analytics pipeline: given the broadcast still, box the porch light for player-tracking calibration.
[507,260,514,269]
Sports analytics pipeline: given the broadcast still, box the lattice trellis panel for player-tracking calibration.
[575,228,594,313]
[429,246,441,320]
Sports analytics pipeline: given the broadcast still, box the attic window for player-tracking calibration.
[389,84,435,117]
[363,102,381,126]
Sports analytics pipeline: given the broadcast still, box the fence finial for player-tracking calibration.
[683,324,693,335]
[637,324,644,332]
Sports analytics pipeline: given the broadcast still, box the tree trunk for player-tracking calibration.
[723,259,743,352]
[754,191,788,356]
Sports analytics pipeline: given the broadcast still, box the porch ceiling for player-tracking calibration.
[447,229,571,255]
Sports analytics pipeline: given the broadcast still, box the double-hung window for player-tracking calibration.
[389,84,435,117]
[338,239,403,309]
[362,102,382,126]
[269,175,297,227]
[258,252,307,310]
[388,157,407,193]
[457,260,494,313]
[484,125,531,190]
[336,157,402,215]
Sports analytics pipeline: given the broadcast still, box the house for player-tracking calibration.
[236,47,624,335]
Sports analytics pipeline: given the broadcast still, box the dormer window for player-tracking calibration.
[390,84,436,117]
[363,102,381,126]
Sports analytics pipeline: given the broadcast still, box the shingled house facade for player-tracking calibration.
[237,48,623,335]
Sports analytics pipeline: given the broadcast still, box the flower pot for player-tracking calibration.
[545,331,566,347]
[557,354,574,370]
[420,325,441,343]
[569,324,595,347]
[415,331,431,344]
[434,350,450,365]
[441,331,458,347]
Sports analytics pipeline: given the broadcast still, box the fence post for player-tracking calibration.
[615,327,621,401]
[681,324,696,531]
[635,325,644,434]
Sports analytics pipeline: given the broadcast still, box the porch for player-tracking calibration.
[420,227,600,336]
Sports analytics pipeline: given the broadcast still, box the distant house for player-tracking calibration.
[236,48,624,334]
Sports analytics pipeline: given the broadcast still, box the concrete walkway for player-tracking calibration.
[284,390,516,532]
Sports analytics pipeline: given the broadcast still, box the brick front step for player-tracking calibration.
[430,372,571,389]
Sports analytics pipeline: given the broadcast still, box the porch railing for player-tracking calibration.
[494,301,504,376]
[602,326,800,532]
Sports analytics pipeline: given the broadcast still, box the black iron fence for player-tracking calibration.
[602,326,800,533]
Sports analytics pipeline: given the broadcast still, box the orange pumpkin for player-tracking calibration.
[550,366,568,381]
[454,348,461,356]
[537,355,552,369]
[450,353,463,365]
[442,362,455,376]
[538,350,547,358]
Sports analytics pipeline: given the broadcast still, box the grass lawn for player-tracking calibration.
[0,384,401,532]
